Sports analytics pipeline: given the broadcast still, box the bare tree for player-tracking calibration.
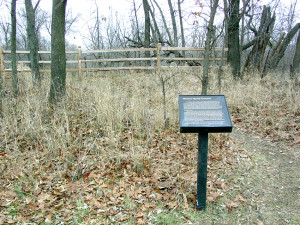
[178,0,185,56]
[264,23,300,74]
[86,0,106,50]
[143,0,151,63]
[49,0,67,104]
[11,0,18,95]
[132,0,142,44]
[243,6,275,73]
[168,0,178,47]
[25,0,41,87]
[226,0,250,78]
[152,0,173,46]
[148,0,163,43]
[0,19,10,49]
[227,0,240,78]
[241,4,300,76]
[202,0,219,95]
[287,0,298,32]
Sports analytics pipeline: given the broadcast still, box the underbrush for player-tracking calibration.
[0,68,299,224]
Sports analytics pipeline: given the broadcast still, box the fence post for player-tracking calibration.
[0,46,4,76]
[157,43,161,73]
[78,46,82,80]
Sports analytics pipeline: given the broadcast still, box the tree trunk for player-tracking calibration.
[143,0,151,64]
[291,29,300,77]
[49,0,67,104]
[178,0,185,57]
[152,0,173,46]
[11,0,18,96]
[25,0,41,87]
[94,1,101,49]
[287,0,297,32]
[265,23,300,71]
[240,0,247,60]
[227,0,241,78]
[223,0,228,48]
[148,1,163,43]
[133,0,142,44]
[243,6,275,72]
[202,0,219,95]
[168,0,178,47]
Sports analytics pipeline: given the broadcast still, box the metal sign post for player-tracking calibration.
[197,132,208,210]
[179,95,232,210]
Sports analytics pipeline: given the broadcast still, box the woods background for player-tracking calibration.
[0,0,299,78]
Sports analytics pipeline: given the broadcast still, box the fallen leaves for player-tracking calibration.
[234,195,247,204]
[0,112,252,223]
[226,202,239,213]
[207,191,222,202]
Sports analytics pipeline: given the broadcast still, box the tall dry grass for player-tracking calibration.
[0,68,299,181]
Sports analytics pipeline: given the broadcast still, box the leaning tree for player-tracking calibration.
[243,5,300,77]
[291,29,300,77]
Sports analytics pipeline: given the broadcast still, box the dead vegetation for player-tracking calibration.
[0,68,299,224]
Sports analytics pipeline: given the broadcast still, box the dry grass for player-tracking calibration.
[0,68,299,224]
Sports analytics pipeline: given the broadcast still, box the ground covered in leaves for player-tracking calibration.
[0,70,299,224]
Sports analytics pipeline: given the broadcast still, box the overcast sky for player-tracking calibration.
[36,0,197,48]
[37,0,134,47]
[0,0,299,49]
[38,0,300,48]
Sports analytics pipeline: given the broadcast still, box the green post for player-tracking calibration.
[197,132,208,210]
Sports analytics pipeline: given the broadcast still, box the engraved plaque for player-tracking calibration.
[179,95,232,133]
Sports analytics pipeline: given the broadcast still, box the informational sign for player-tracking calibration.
[178,95,233,210]
[179,95,232,133]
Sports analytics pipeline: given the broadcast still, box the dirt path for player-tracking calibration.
[231,128,300,224]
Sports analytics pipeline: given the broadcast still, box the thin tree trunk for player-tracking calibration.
[150,22,157,42]
[148,1,163,43]
[287,0,297,32]
[240,0,246,60]
[94,1,103,67]
[49,0,67,104]
[11,0,18,96]
[143,0,151,66]
[152,0,173,46]
[133,0,142,43]
[223,0,228,47]
[178,0,185,57]
[202,0,219,95]
[168,0,178,47]
[25,0,41,87]
[95,1,101,49]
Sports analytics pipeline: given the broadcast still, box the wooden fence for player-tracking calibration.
[0,43,227,78]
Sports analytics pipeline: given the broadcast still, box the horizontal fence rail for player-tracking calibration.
[0,43,228,78]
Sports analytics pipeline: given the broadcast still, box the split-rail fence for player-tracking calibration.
[0,43,227,79]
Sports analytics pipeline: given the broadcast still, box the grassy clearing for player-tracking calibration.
[0,68,299,224]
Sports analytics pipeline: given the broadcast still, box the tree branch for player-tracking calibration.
[34,0,41,12]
